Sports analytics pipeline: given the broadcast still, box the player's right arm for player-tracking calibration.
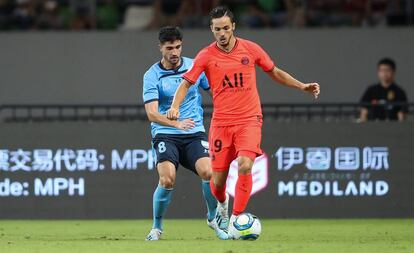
[144,101,195,130]
[166,79,192,120]
[143,69,194,130]
[167,50,208,120]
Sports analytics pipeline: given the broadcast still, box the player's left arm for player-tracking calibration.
[251,41,320,99]
[267,67,320,99]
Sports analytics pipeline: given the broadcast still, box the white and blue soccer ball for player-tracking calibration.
[229,213,261,240]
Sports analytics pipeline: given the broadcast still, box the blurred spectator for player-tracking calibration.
[70,1,96,30]
[12,0,36,30]
[0,0,413,30]
[344,0,372,26]
[307,0,347,27]
[359,58,408,122]
[97,0,119,30]
[0,0,13,30]
[285,0,306,27]
[36,0,63,30]
[363,0,390,26]
[241,0,289,28]
[145,0,191,30]
[386,0,409,25]
[239,0,307,28]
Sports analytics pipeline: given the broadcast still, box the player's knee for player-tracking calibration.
[195,157,212,180]
[238,159,253,175]
[198,169,212,181]
[159,175,175,188]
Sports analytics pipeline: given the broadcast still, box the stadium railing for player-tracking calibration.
[0,103,413,123]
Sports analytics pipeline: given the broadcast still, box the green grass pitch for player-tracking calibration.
[1,219,413,253]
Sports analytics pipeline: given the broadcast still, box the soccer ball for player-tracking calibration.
[229,213,261,240]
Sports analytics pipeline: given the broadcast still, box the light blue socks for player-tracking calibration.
[202,180,218,222]
[152,185,173,230]
[152,180,217,230]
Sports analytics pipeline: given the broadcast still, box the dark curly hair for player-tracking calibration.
[158,26,183,44]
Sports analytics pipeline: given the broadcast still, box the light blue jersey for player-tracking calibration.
[143,57,210,138]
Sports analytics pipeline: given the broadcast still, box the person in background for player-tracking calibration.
[36,0,63,30]
[96,0,120,30]
[70,3,96,30]
[12,0,36,30]
[0,0,13,30]
[360,58,408,122]
[242,0,306,28]
[241,0,288,28]
[145,0,191,29]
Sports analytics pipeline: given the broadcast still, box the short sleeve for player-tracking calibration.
[183,50,208,84]
[250,42,275,72]
[198,72,210,90]
[142,70,159,103]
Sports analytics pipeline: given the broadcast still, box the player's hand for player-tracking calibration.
[166,107,180,120]
[302,83,320,99]
[175,118,195,130]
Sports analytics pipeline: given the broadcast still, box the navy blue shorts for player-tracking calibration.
[152,132,209,173]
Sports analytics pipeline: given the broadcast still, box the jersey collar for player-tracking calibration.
[215,38,239,54]
[158,57,184,72]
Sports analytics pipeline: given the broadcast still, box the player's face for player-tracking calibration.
[210,16,235,47]
[160,40,182,66]
[377,64,395,84]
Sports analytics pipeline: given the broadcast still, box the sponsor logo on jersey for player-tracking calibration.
[222,73,244,88]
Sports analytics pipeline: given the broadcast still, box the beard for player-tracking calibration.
[218,33,234,48]
[220,40,229,47]
[169,56,180,65]
[219,37,229,46]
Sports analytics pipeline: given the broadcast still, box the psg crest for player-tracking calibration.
[241,57,249,65]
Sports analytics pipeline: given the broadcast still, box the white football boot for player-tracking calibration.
[207,218,233,240]
[145,228,162,241]
[215,193,230,232]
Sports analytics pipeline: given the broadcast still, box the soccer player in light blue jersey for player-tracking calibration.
[142,27,230,241]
